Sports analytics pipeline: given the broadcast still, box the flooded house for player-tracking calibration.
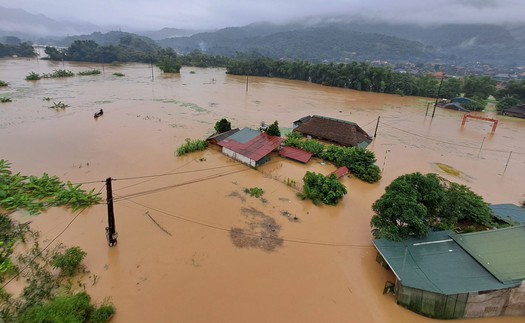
[374,226,525,319]
[502,104,525,118]
[216,127,283,167]
[292,115,372,148]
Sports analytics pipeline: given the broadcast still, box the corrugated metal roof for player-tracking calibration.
[224,128,260,144]
[279,146,313,164]
[218,129,283,162]
[450,225,525,284]
[490,204,525,225]
[373,231,520,295]
[206,128,240,143]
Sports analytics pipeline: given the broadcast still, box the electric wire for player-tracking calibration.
[380,120,525,155]
[114,193,373,248]
[112,167,251,201]
[1,183,106,289]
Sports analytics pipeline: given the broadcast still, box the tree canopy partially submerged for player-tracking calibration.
[371,172,493,241]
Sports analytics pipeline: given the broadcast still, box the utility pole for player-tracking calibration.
[105,177,118,247]
[151,58,154,82]
[374,116,380,138]
[431,74,445,118]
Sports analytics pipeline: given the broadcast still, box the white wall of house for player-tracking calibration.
[222,148,256,167]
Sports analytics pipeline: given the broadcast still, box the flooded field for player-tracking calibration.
[1,58,524,322]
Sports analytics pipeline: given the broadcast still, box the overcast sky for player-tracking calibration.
[2,0,525,30]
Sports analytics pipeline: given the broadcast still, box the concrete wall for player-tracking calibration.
[504,281,525,316]
[464,283,525,318]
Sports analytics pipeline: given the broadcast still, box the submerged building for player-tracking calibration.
[292,115,372,148]
[216,127,283,167]
[374,226,525,319]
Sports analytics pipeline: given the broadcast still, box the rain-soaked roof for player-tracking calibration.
[373,231,520,295]
[218,128,283,162]
[490,204,525,225]
[450,225,525,284]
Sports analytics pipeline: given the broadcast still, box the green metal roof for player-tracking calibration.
[373,231,520,295]
[225,128,261,144]
[450,225,525,284]
[489,204,525,225]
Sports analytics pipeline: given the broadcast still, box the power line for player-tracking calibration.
[380,121,525,155]
[113,167,250,201]
[112,163,243,182]
[114,193,373,248]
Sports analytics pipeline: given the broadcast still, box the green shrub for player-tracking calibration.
[298,172,347,206]
[176,138,208,156]
[244,187,265,198]
[18,292,92,323]
[90,304,116,323]
[25,72,41,81]
[51,246,86,276]
[78,69,101,76]
[214,118,232,133]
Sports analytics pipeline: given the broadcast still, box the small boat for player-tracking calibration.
[94,109,104,118]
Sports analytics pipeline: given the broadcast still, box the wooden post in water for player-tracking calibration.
[245,76,249,93]
[151,58,154,82]
[504,151,513,173]
[105,177,118,247]
[431,75,445,118]
[374,116,380,138]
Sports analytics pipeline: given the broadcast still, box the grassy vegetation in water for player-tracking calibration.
[0,80,8,87]
[78,69,101,76]
[176,138,208,156]
[42,69,75,78]
[48,101,70,110]
[0,159,101,215]
[0,97,12,103]
[113,72,125,77]
[25,72,41,81]
[0,160,114,322]
[244,187,265,198]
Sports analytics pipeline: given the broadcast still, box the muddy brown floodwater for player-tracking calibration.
[1,58,525,323]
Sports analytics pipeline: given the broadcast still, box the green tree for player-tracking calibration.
[462,75,497,99]
[44,46,67,61]
[265,120,281,137]
[371,172,492,240]
[496,96,521,112]
[463,96,488,111]
[441,182,492,226]
[371,182,429,241]
[214,118,232,133]
[440,78,462,100]
[156,48,181,73]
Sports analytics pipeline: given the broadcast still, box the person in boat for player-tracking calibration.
[94,109,103,118]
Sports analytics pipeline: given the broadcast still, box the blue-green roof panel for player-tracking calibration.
[450,225,525,284]
[374,231,519,295]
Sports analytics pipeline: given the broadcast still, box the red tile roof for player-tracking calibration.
[219,132,283,162]
[331,166,349,179]
[279,146,313,164]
